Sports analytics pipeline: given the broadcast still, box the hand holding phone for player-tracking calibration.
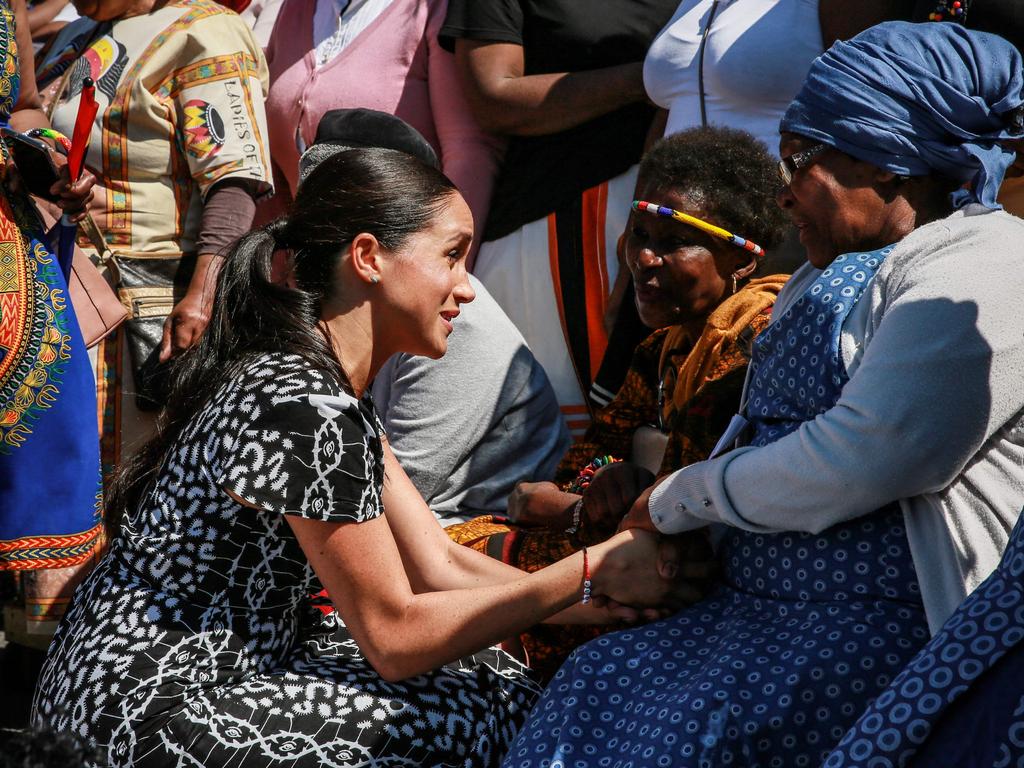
[2,127,62,202]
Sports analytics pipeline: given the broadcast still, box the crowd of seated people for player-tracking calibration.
[1,0,1023,766]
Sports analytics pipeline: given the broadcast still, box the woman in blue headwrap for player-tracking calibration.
[503,21,1024,768]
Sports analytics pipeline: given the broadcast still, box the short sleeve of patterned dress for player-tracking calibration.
[217,365,385,523]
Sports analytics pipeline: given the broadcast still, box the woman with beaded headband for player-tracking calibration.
[446,125,790,680]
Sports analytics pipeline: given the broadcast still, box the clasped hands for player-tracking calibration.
[508,462,716,622]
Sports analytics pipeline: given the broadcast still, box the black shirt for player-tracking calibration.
[441,0,678,240]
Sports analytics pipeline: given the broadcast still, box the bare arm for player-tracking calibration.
[9,0,48,132]
[8,1,95,216]
[286,509,664,680]
[425,9,504,267]
[288,511,586,681]
[276,439,681,680]
[379,441,690,621]
[377,440,649,600]
[455,40,646,137]
[160,180,258,361]
[26,0,69,33]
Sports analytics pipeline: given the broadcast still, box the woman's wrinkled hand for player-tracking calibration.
[582,461,655,539]
[159,286,212,362]
[49,162,97,223]
[506,481,578,528]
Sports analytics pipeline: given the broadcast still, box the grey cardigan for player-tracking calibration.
[649,206,1024,633]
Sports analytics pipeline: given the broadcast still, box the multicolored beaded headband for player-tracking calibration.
[632,200,766,258]
[927,0,971,23]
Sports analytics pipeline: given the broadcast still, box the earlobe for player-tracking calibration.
[349,232,384,286]
[734,257,758,281]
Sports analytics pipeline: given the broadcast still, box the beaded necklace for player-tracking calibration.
[927,0,972,23]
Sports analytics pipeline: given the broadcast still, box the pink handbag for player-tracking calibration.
[36,201,127,348]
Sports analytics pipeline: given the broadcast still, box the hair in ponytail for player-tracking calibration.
[104,148,459,532]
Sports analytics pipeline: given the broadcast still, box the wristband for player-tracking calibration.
[565,498,584,535]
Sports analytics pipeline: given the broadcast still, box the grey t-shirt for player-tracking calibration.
[372,276,570,524]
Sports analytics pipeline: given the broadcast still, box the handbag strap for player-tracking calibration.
[79,211,113,262]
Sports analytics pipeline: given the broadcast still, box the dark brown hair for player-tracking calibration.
[105,148,458,530]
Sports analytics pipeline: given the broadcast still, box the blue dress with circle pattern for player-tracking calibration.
[823,505,1024,768]
[503,247,932,768]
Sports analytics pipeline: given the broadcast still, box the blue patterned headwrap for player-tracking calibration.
[780,21,1024,209]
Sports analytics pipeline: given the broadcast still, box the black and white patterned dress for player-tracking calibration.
[32,353,541,767]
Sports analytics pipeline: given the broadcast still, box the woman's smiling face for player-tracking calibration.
[626,185,747,330]
[377,192,476,359]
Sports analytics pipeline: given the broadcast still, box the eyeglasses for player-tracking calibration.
[632,200,765,258]
[777,143,827,186]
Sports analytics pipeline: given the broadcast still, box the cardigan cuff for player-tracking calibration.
[649,467,713,534]
[650,446,773,534]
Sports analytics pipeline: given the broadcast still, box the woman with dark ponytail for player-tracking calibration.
[32,148,680,768]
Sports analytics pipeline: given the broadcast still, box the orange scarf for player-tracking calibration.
[658,274,788,429]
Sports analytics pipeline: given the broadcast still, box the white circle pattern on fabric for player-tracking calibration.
[823,512,1024,768]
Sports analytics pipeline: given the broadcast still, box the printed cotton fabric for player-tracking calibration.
[824,510,1024,768]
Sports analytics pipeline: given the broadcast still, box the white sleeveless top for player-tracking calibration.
[644,0,823,156]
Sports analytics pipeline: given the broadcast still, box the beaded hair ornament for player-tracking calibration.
[927,0,972,22]
[632,200,766,258]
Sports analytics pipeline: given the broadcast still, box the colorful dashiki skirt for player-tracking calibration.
[0,184,102,572]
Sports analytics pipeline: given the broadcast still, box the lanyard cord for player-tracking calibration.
[697,0,722,127]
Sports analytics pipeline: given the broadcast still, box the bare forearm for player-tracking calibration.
[482,66,645,135]
[189,253,223,297]
[439,529,617,625]
[343,545,601,681]
[290,507,669,682]
[26,0,68,30]
[9,109,49,133]
[434,536,527,589]
[11,0,44,117]
[458,42,646,137]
